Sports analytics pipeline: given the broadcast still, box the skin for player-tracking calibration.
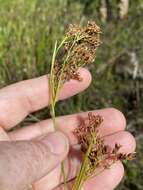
[0,68,136,190]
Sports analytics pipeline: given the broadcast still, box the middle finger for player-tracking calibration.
[9,108,126,142]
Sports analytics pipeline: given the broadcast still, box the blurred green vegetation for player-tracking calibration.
[0,0,143,189]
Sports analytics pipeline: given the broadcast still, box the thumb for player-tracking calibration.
[0,131,69,190]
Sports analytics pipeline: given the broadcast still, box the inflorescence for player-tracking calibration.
[52,21,101,86]
[49,21,135,190]
[74,113,136,181]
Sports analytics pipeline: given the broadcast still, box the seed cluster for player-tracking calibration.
[74,113,136,180]
[53,21,101,85]
[65,21,101,65]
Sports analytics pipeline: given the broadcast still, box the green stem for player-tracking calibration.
[72,139,94,190]
[29,114,41,122]
[50,101,68,190]
[49,40,68,190]
[51,103,56,128]
[61,162,68,190]
[50,36,85,190]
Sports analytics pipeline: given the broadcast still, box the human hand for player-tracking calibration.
[0,68,136,190]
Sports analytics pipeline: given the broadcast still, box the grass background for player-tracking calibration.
[0,0,143,189]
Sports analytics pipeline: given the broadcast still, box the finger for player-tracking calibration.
[80,131,136,190]
[104,131,136,153]
[55,162,124,190]
[32,145,81,190]
[82,162,124,190]
[0,131,69,190]
[9,108,126,143]
[32,131,136,190]
[0,68,91,130]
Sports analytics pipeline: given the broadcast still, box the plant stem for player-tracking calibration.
[72,138,94,190]
[61,162,68,190]
[29,114,41,122]
[49,40,68,190]
[50,36,85,190]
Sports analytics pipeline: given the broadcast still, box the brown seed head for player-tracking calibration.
[73,112,136,180]
[53,21,101,87]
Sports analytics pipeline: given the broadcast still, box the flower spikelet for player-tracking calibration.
[73,112,136,180]
[52,21,101,90]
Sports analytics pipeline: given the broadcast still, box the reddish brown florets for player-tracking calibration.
[65,21,101,67]
[73,112,136,179]
[53,21,101,86]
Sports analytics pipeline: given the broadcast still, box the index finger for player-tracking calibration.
[0,68,91,130]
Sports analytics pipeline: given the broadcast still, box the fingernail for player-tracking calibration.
[41,131,69,154]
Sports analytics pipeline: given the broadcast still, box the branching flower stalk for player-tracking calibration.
[72,113,135,190]
[49,21,135,190]
[49,21,101,190]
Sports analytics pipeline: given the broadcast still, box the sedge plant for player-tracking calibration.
[49,21,135,190]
